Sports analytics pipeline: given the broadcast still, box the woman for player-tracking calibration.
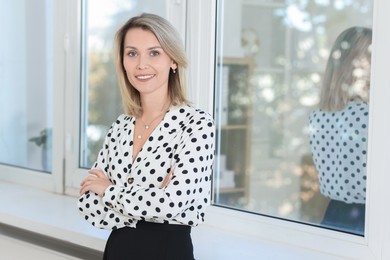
[308,27,372,235]
[78,13,215,259]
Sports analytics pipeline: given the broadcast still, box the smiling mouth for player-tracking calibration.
[136,74,155,80]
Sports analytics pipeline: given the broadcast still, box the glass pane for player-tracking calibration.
[80,0,167,168]
[0,0,54,172]
[214,0,373,235]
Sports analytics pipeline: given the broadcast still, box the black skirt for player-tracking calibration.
[103,221,194,260]
[321,199,365,235]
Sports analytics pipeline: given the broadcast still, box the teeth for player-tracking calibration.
[136,75,154,79]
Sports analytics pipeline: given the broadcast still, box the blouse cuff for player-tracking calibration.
[102,184,123,209]
[102,183,143,210]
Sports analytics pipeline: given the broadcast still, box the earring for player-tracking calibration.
[172,68,176,74]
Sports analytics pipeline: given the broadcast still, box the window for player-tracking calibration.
[0,0,54,173]
[214,0,373,236]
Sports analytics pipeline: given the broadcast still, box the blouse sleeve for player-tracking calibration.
[77,115,137,229]
[101,113,215,226]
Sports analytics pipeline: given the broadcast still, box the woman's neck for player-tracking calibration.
[140,95,171,119]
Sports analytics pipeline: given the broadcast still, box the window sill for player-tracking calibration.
[0,181,109,251]
[0,181,339,259]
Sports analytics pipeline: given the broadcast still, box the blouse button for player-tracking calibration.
[128,177,134,184]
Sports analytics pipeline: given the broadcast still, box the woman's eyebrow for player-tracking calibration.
[124,46,162,50]
[147,46,162,50]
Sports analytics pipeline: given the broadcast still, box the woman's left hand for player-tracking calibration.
[80,169,112,197]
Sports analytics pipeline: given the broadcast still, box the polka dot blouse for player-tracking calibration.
[308,101,368,204]
[77,105,215,230]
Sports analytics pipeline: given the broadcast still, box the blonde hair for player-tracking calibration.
[319,27,372,111]
[114,13,188,116]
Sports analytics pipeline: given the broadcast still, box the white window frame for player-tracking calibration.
[63,0,85,196]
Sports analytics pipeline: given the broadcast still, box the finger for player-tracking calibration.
[80,179,88,186]
[82,177,95,186]
[88,169,106,178]
[80,179,97,194]
[79,185,89,195]
[80,176,97,186]
[80,176,90,186]
[80,170,99,185]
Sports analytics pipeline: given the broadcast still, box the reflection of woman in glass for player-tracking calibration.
[308,27,372,235]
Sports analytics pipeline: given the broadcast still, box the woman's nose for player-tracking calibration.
[136,55,149,70]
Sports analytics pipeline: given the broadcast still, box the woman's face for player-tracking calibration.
[122,28,177,97]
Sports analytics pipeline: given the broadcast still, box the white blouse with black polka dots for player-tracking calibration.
[78,105,215,230]
[308,101,368,204]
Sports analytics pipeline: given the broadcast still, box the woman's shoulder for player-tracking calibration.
[309,101,368,119]
[170,104,213,119]
[308,101,369,132]
[108,113,134,130]
[165,105,214,134]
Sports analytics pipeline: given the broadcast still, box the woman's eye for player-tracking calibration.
[127,51,137,57]
[150,50,160,57]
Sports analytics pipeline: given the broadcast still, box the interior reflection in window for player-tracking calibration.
[308,27,371,235]
[214,0,373,235]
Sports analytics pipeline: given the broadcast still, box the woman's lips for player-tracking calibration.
[135,74,155,80]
